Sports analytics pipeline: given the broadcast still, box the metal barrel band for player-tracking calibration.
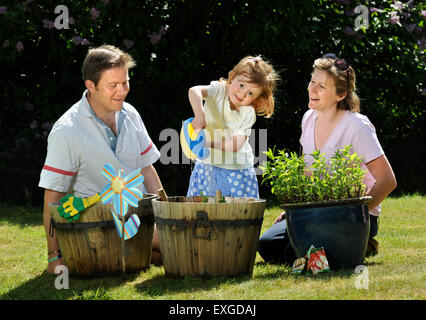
[154,213,263,240]
[154,217,264,227]
[54,214,155,230]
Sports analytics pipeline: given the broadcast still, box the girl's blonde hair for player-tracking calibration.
[220,55,279,118]
[313,56,360,112]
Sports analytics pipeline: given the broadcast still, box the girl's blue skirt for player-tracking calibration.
[187,161,259,198]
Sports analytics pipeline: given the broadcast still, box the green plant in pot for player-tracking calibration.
[260,145,371,270]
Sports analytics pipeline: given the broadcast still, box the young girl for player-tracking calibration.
[186,56,279,198]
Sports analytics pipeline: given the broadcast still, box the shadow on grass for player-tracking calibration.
[1,270,139,300]
[134,272,252,297]
[0,204,43,227]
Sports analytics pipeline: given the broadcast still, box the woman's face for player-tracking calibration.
[307,69,345,111]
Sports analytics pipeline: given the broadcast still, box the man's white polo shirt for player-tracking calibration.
[39,90,160,197]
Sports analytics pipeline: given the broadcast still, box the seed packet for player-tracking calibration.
[306,245,330,275]
[291,257,307,274]
[292,245,330,275]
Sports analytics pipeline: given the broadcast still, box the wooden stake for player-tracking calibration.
[216,190,222,203]
[121,210,126,274]
[158,188,169,202]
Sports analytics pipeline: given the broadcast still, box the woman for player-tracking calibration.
[258,53,397,264]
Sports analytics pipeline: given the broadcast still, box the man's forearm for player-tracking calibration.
[140,165,163,194]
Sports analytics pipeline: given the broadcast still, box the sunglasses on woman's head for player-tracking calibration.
[322,53,350,71]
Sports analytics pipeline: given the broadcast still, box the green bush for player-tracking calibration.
[0,0,424,205]
[261,145,367,204]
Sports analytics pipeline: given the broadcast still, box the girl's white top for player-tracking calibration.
[202,80,256,170]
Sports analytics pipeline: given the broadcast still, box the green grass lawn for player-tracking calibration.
[0,195,424,300]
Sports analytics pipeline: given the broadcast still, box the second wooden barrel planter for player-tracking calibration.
[49,193,157,276]
[152,196,266,278]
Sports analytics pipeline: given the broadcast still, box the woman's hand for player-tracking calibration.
[274,211,286,224]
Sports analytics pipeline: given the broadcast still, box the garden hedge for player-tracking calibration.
[0,0,424,205]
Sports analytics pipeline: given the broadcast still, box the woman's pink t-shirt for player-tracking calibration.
[300,109,384,216]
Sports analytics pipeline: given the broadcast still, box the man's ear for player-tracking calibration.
[85,80,96,93]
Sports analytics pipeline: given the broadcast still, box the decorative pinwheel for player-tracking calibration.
[100,164,144,240]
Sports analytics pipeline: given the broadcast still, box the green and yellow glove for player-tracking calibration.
[57,193,101,222]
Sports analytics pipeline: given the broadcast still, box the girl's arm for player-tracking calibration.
[365,154,397,210]
[208,134,247,152]
[188,85,209,130]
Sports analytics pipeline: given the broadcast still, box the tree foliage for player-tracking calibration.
[0,0,424,204]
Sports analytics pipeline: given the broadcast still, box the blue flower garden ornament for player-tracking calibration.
[100,164,144,240]
[180,117,210,160]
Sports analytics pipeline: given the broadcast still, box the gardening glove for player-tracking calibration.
[57,193,101,222]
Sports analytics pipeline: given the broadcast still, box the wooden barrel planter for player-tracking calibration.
[49,193,157,276]
[283,196,372,270]
[152,196,266,278]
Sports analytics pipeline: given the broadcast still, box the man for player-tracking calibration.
[39,45,163,274]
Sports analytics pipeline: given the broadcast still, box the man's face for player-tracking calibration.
[87,67,130,113]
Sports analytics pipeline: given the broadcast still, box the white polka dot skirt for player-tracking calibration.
[187,161,259,198]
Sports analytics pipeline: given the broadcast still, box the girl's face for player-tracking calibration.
[228,75,262,109]
[307,69,345,111]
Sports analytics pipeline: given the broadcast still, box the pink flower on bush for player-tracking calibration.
[73,36,90,46]
[90,7,100,20]
[344,26,356,36]
[337,0,351,5]
[392,1,403,10]
[15,41,24,52]
[388,11,400,25]
[123,39,134,49]
[404,23,416,33]
[418,37,426,50]
[345,9,354,16]
[422,11,426,18]
[407,0,415,8]
[0,6,7,14]
[43,19,55,29]
[148,25,169,45]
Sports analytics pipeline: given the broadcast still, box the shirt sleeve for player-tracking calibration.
[231,107,256,136]
[38,127,78,193]
[300,109,314,146]
[136,113,161,168]
[352,117,384,164]
[207,80,224,99]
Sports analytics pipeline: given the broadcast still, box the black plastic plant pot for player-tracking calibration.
[281,196,372,270]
